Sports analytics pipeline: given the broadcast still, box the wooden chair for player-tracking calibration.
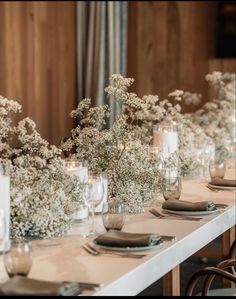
[185,240,236,296]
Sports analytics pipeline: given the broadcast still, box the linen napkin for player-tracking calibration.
[210,178,236,187]
[0,276,80,296]
[162,199,216,212]
[94,230,162,247]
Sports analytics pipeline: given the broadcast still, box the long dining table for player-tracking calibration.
[0,170,235,296]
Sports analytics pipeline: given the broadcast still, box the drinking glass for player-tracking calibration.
[0,209,6,250]
[102,200,125,231]
[162,176,182,201]
[196,144,215,179]
[224,139,236,169]
[86,174,104,237]
[209,159,226,179]
[3,239,32,278]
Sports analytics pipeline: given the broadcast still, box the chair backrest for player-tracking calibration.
[185,239,236,296]
[185,260,236,296]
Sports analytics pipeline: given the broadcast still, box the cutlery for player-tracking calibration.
[149,208,202,221]
[61,281,102,293]
[206,184,235,192]
[77,282,102,291]
[206,184,219,192]
[60,282,101,296]
[160,235,176,241]
[82,244,99,256]
[83,243,146,259]
[59,283,81,296]
[215,203,228,209]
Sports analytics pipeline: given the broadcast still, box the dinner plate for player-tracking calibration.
[208,183,236,191]
[93,241,163,252]
[162,209,220,216]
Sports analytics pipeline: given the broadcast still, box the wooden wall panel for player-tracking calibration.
[0,1,76,145]
[127,1,217,112]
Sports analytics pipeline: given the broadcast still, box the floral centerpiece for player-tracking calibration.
[0,96,86,239]
[184,71,236,160]
[61,75,212,211]
[61,75,166,213]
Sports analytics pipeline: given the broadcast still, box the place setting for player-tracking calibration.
[0,234,101,296]
[206,158,236,192]
[149,172,224,220]
[80,199,177,258]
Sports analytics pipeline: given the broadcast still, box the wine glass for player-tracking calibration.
[102,200,125,231]
[224,139,236,169]
[0,209,6,251]
[86,174,104,237]
[3,239,32,278]
[197,144,215,180]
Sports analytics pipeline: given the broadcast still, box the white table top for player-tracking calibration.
[0,172,235,296]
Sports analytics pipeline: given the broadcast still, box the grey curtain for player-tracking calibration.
[76,1,128,126]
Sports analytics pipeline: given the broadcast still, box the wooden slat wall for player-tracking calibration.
[127,1,218,112]
[0,1,76,145]
[0,1,235,146]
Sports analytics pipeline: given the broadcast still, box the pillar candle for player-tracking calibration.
[153,131,178,156]
[66,166,89,222]
[0,174,10,252]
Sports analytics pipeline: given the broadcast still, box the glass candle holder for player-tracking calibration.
[64,158,89,223]
[64,158,88,183]
[153,116,178,157]
[0,164,10,252]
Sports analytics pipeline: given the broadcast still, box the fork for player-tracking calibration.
[83,242,146,259]
[149,208,202,221]
[206,184,219,192]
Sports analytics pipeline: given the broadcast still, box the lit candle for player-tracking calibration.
[65,159,89,222]
[94,173,108,213]
[66,165,88,183]
[0,168,10,252]
[153,130,178,156]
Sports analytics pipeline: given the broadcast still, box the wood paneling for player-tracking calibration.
[127,1,217,112]
[0,1,76,145]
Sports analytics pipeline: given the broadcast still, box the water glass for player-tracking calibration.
[209,159,226,179]
[196,144,215,179]
[102,200,125,231]
[3,239,32,278]
[162,176,182,201]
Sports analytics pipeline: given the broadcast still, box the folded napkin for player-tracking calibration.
[210,178,236,187]
[94,230,162,247]
[0,276,80,296]
[162,199,216,212]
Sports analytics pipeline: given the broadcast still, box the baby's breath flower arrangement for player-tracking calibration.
[0,96,86,239]
[185,71,236,160]
[164,91,212,176]
[62,74,212,211]
[62,76,164,213]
